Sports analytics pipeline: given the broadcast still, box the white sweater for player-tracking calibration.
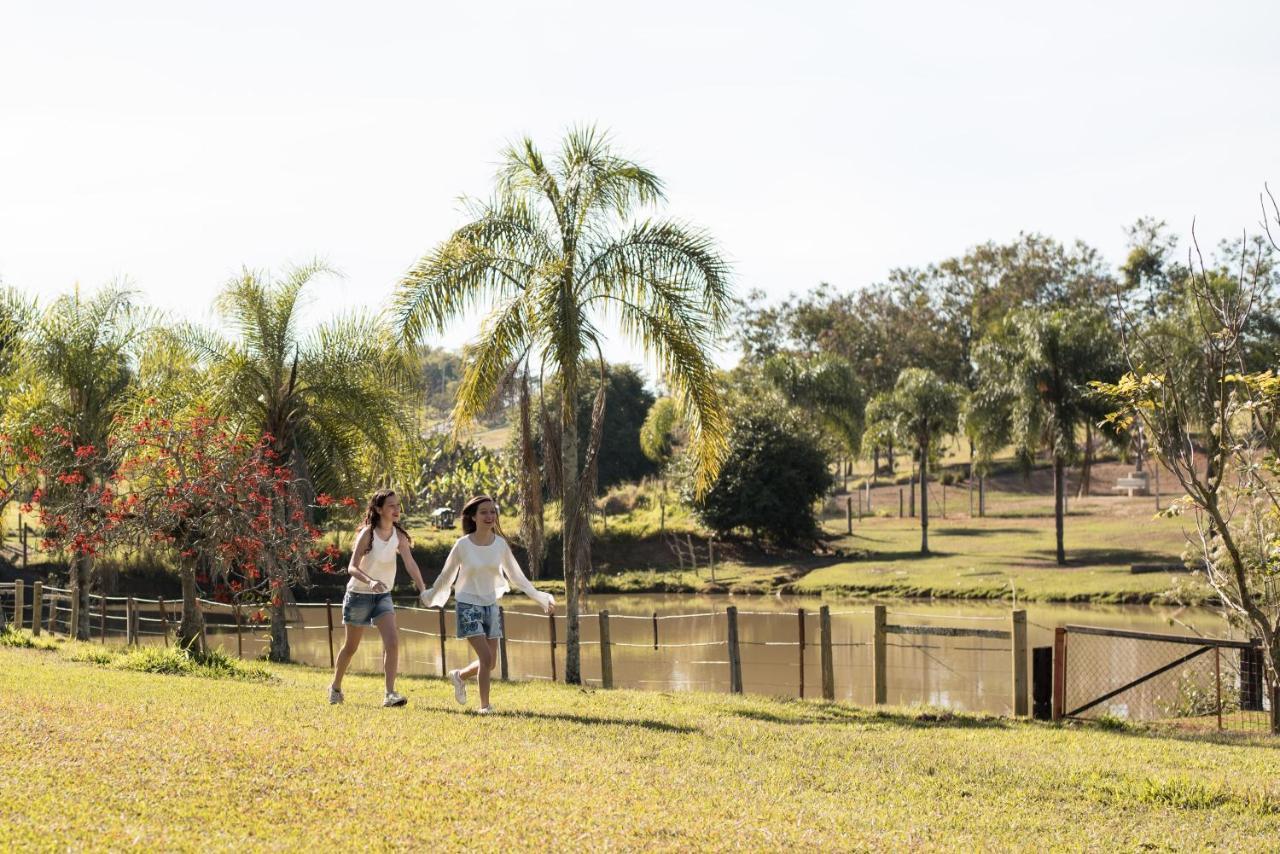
[426,535,555,611]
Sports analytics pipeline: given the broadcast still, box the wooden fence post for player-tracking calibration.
[1011,609,1028,717]
[549,613,557,682]
[820,605,834,701]
[325,599,335,668]
[652,612,659,650]
[797,607,806,699]
[13,579,23,627]
[438,608,448,677]
[126,597,137,646]
[846,497,853,534]
[873,604,887,705]
[1052,627,1067,721]
[726,605,742,694]
[99,594,107,642]
[866,481,872,515]
[598,610,613,689]
[157,597,169,647]
[898,488,904,518]
[235,603,244,659]
[498,606,509,681]
[31,582,43,637]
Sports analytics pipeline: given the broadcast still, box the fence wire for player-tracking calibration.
[1063,629,1271,733]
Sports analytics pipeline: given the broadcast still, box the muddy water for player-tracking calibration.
[197,594,1238,716]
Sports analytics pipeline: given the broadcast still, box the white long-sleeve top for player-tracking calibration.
[426,534,555,611]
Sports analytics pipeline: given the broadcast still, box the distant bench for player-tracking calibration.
[1112,475,1149,497]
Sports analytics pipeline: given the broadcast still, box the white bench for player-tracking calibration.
[1112,475,1149,497]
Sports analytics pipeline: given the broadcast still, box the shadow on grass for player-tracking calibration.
[730,703,1013,731]
[935,526,1037,538]
[1026,547,1179,567]
[432,705,701,734]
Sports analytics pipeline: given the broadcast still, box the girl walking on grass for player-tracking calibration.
[424,494,555,714]
[329,489,430,707]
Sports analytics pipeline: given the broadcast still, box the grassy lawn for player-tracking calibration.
[2,643,1278,850]
[794,504,1209,603]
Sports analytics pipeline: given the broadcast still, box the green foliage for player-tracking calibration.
[693,410,832,544]
[639,397,679,466]
[110,645,273,681]
[415,433,518,512]
[179,263,418,500]
[764,353,865,456]
[574,364,658,491]
[0,626,59,650]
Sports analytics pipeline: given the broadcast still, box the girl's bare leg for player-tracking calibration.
[461,635,500,707]
[332,625,365,691]
[373,612,400,693]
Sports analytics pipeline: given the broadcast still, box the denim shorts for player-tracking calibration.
[456,601,503,639]
[342,591,395,626]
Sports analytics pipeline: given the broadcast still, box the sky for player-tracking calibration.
[2,0,1278,374]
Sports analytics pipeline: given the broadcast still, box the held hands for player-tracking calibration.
[419,589,432,607]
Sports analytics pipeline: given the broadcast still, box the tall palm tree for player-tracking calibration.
[864,368,961,554]
[394,127,731,684]
[18,285,149,637]
[184,263,417,660]
[976,306,1121,564]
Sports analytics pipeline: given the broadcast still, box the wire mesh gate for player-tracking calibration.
[1055,624,1273,733]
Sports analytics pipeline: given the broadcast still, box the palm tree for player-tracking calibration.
[394,127,731,684]
[184,263,416,660]
[977,306,1120,564]
[864,368,961,554]
[19,285,149,637]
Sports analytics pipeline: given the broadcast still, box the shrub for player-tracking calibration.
[0,626,60,651]
[113,646,273,681]
[692,410,832,544]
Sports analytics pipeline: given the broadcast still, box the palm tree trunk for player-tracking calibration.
[178,562,206,652]
[920,437,930,555]
[1077,423,1093,499]
[1054,455,1066,565]
[560,385,582,685]
[909,455,916,518]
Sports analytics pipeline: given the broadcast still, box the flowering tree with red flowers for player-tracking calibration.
[4,407,338,657]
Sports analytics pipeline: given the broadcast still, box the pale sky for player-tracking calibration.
[2,1,1277,372]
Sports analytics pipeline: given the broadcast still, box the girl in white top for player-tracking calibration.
[424,494,555,714]
[328,489,429,707]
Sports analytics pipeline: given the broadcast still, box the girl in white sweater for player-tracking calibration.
[424,494,555,714]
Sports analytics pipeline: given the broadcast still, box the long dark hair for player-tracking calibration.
[460,494,506,538]
[361,489,411,554]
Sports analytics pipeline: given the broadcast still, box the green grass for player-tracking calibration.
[2,646,1278,850]
[796,502,1209,603]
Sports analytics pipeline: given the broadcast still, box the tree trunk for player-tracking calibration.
[909,455,916,518]
[72,555,93,640]
[518,375,545,580]
[1078,423,1094,499]
[178,562,206,653]
[560,385,583,685]
[1054,455,1066,566]
[268,559,290,663]
[919,437,930,554]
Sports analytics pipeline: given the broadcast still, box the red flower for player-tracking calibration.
[340,496,358,509]
[315,494,334,507]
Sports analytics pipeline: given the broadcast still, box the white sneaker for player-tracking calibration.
[383,691,407,707]
[476,705,494,715]
[449,669,467,705]
[328,685,344,705]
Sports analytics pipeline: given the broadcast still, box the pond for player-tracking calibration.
[200,593,1243,718]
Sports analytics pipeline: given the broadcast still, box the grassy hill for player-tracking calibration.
[1,642,1276,850]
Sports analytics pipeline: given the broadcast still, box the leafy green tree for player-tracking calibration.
[182,264,416,660]
[764,353,865,473]
[6,286,150,637]
[393,127,731,684]
[694,410,831,544]
[640,396,681,534]
[863,368,961,554]
[572,364,658,491]
[976,306,1121,564]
